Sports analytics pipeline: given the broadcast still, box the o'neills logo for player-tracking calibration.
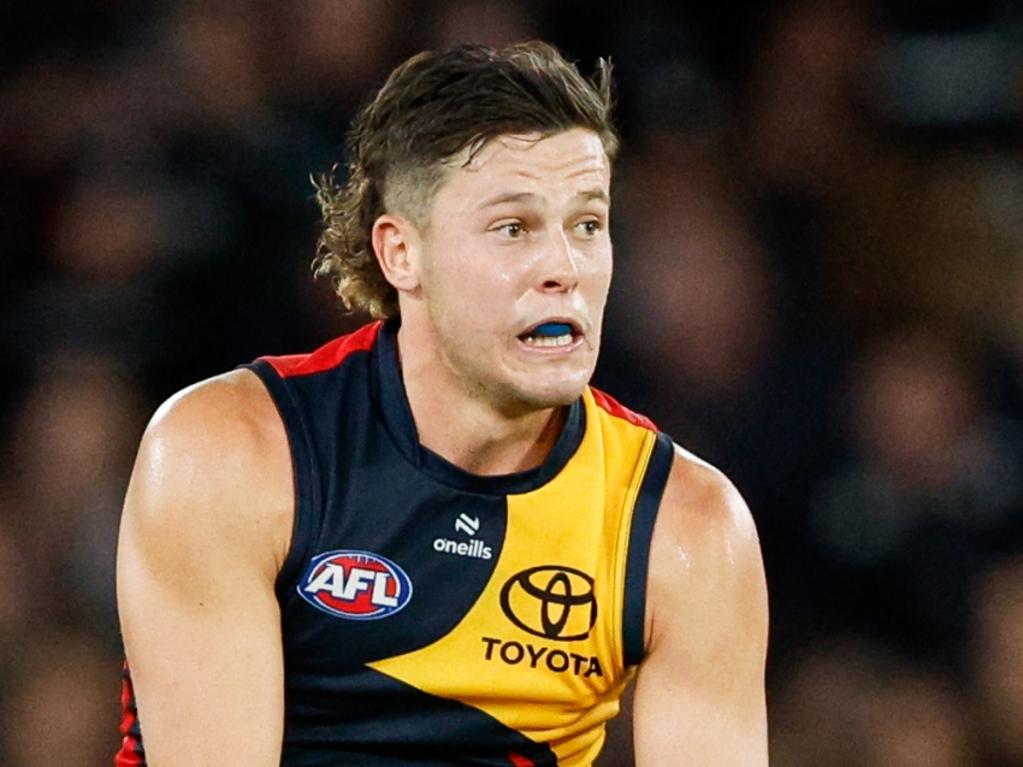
[432,537,493,560]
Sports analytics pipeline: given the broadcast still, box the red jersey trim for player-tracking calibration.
[115,661,145,766]
[260,321,383,378]
[590,386,658,432]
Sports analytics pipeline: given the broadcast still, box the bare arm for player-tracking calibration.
[117,370,294,765]
[632,447,769,766]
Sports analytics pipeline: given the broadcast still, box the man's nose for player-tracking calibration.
[537,227,580,293]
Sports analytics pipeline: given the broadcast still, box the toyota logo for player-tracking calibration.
[499,565,597,641]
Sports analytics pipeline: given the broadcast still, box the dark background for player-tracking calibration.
[1,1,1022,764]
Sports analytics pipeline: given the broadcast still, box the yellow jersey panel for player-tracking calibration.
[369,387,672,766]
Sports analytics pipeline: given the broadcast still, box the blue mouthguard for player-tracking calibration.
[531,322,574,337]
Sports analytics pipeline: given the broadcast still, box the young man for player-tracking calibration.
[116,42,768,766]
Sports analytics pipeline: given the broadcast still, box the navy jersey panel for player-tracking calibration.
[279,668,557,767]
[245,321,569,764]
[115,318,671,767]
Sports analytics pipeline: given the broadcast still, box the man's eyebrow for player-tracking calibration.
[576,188,610,205]
[475,191,538,210]
[474,188,610,211]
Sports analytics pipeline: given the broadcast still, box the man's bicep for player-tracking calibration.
[118,516,285,765]
[631,638,767,765]
[630,455,768,766]
[116,378,289,766]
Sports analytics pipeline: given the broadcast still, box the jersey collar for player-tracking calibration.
[371,318,585,495]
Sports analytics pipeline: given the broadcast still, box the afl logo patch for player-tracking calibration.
[298,550,413,620]
[500,565,597,641]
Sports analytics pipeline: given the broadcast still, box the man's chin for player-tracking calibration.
[500,376,589,415]
[476,355,595,415]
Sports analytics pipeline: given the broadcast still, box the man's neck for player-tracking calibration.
[396,326,566,476]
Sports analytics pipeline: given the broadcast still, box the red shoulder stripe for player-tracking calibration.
[260,321,383,378]
[590,386,658,432]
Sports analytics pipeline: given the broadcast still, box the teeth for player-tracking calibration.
[522,333,574,348]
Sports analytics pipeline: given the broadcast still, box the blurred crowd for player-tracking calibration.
[1,1,1022,764]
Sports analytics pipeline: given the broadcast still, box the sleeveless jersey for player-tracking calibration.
[116,319,674,767]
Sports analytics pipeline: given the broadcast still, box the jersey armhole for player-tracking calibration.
[621,431,675,667]
[242,360,322,598]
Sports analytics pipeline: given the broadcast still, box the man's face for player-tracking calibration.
[414,128,613,413]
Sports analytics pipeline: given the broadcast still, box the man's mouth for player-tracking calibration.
[516,320,583,349]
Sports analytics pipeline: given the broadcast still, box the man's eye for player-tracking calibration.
[495,222,524,238]
[577,219,602,236]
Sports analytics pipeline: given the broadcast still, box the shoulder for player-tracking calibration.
[145,368,283,450]
[644,443,767,655]
[122,369,293,578]
[658,444,760,558]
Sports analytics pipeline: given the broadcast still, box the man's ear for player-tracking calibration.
[372,214,421,293]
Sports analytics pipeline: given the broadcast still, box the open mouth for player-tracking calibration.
[516,319,583,349]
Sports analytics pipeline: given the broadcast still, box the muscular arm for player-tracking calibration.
[117,370,294,765]
[632,447,769,766]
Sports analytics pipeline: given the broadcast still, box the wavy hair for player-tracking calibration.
[312,41,618,318]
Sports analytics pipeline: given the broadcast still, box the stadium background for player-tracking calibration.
[1,1,1022,764]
